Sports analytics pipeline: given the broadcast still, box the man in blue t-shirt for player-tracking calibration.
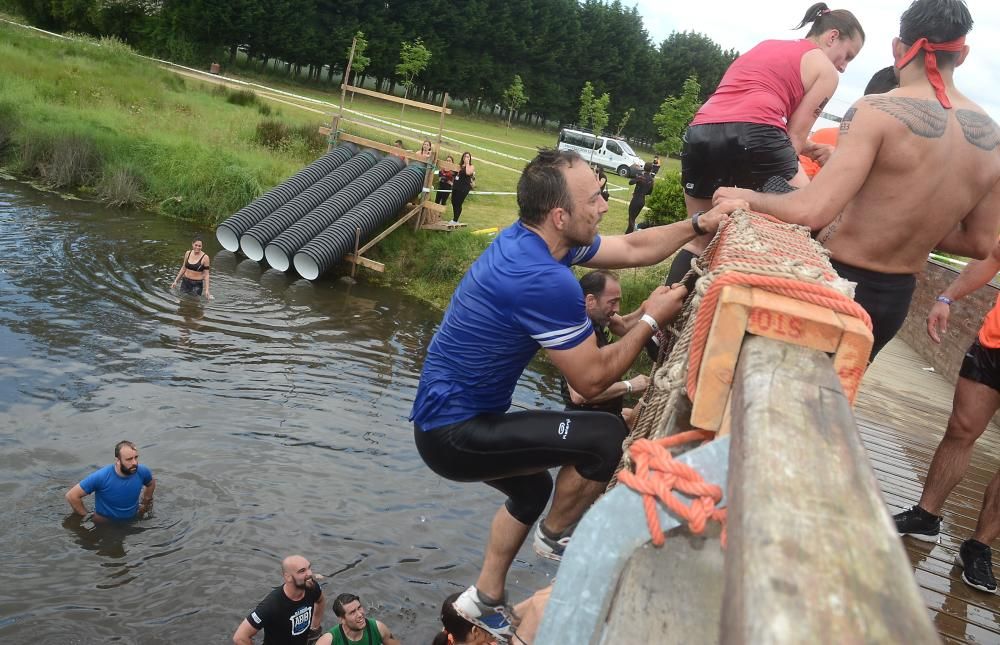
[65,440,155,521]
[410,148,747,638]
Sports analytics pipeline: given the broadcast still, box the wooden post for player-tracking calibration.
[721,336,938,645]
[329,37,356,151]
[351,227,361,278]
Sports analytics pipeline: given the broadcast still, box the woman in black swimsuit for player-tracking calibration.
[171,236,213,299]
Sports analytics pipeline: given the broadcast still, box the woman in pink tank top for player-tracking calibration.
[666,3,864,285]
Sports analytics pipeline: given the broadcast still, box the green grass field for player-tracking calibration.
[0,17,682,309]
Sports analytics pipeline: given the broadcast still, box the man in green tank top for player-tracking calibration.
[315,594,399,645]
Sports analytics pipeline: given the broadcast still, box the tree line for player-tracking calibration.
[2,0,738,140]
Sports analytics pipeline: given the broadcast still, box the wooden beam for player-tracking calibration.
[318,126,332,136]
[339,84,452,114]
[337,133,433,165]
[343,254,385,273]
[355,205,421,256]
[721,336,937,645]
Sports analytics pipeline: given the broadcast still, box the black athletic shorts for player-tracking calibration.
[180,277,204,296]
[681,122,799,199]
[830,259,916,361]
[414,410,627,525]
[959,339,1000,393]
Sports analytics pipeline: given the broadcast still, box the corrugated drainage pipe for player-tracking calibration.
[215,145,355,251]
[239,151,379,261]
[264,156,405,271]
[293,165,426,280]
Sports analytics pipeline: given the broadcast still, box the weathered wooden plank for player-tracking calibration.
[536,437,730,644]
[721,336,938,644]
[833,312,874,403]
[342,254,384,272]
[339,83,452,114]
[691,285,752,430]
[336,133,433,165]
[746,288,844,353]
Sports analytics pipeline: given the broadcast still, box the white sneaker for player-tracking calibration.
[453,585,514,640]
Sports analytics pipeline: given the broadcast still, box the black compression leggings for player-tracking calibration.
[414,410,627,525]
[451,185,471,221]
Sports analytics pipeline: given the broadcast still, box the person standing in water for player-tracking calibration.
[171,236,213,299]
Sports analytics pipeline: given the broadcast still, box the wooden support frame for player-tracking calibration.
[339,83,452,114]
[690,285,873,431]
[343,204,425,273]
[325,38,457,277]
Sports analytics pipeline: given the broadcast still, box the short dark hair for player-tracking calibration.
[332,593,360,618]
[435,593,476,643]
[864,66,898,95]
[795,3,865,43]
[643,161,653,172]
[579,269,619,299]
[899,0,973,68]
[114,440,137,459]
[517,148,580,226]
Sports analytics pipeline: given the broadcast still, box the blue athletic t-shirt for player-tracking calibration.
[410,221,601,430]
[79,463,153,519]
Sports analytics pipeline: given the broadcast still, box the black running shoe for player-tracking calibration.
[893,505,941,543]
[955,539,997,593]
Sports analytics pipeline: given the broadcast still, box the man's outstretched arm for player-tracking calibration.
[547,286,685,398]
[714,97,883,230]
[584,199,747,269]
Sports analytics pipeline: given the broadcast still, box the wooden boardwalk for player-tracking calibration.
[859,338,1000,644]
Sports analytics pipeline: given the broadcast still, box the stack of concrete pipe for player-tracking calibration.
[239,150,379,261]
[293,164,426,280]
[215,144,356,251]
[263,156,406,272]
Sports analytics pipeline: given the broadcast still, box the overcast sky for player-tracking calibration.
[632,0,1000,127]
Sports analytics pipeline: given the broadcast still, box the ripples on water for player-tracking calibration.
[0,182,561,643]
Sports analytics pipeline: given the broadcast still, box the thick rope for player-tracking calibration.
[616,430,727,547]
[615,209,872,479]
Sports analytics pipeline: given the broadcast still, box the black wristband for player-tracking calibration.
[691,211,707,236]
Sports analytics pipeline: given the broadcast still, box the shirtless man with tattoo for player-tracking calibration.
[715,0,1000,361]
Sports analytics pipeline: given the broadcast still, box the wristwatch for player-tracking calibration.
[691,211,707,236]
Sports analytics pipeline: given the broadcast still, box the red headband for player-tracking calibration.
[895,36,966,109]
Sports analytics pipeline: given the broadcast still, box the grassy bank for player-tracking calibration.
[0,18,681,310]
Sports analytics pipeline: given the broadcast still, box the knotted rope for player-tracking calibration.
[616,430,727,547]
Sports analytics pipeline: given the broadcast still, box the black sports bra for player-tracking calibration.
[185,252,208,271]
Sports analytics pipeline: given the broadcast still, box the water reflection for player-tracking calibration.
[62,513,146,560]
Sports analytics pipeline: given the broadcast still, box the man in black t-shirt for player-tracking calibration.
[233,555,326,645]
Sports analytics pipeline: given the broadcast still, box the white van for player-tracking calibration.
[557,128,645,176]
